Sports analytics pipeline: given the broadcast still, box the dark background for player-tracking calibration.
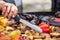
[22,0,60,16]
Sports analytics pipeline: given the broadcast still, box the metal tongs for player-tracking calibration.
[13,3,43,33]
[13,15,43,33]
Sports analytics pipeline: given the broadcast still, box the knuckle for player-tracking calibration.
[11,3,14,6]
[15,8,18,12]
[11,10,14,13]
[15,9,18,12]
[7,10,9,13]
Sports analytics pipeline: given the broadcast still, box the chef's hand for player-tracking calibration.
[1,1,18,18]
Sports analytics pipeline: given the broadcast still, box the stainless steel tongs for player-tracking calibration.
[13,15,43,33]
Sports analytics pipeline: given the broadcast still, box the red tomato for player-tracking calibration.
[42,28,50,34]
[38,22,50,33]
[38,22,50,28]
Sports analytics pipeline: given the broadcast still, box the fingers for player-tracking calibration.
[2,3,11,17]
[5,5,11,18]
[2,6,7,15]
[12,5,18,18]
[8,5,18,19]
[8,6,13,18]
[8,5,18,18]
[2,3,18,19]
[8,11,13,19]
[13,9,18,18]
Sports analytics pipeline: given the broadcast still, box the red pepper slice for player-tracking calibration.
[0,34,11,40]
[54,18,60,22]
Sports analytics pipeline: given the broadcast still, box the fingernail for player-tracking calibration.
[12,15,15,18]
[2,13,3,15]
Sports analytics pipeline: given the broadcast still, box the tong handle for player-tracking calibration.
[13,15,20,24]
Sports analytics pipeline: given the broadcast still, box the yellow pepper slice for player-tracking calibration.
[8,30,21,39]
[0,17,8,27]
[0,25,5,32]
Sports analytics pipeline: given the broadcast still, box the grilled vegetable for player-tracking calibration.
[8,30,21,38]
[14,36,30,40]
[0,25,5,32]
[38,22,50,33]
[0,34,11,40]
[50,32,60,37]
[0,17,8,27]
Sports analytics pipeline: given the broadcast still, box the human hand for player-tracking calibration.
[1,2,18,18]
